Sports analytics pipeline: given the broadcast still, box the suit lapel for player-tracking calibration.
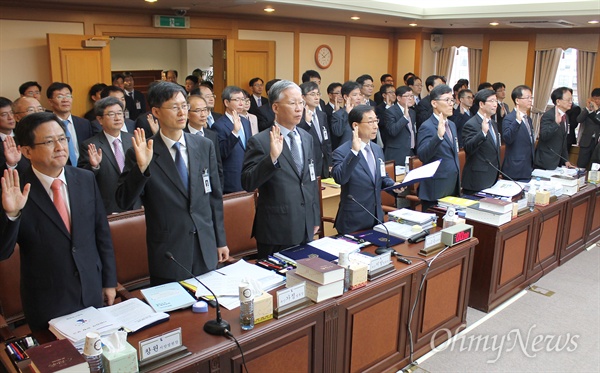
[97,133,120,173]
[65,167,84,239]
[153,135,188,198]
[185,133,202,201]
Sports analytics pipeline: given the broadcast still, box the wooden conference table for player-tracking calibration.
[2,236,478,373]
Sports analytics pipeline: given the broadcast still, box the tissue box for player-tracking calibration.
[254,292,273,324]
[535,190,551,206]
[101,342,138,373]
[348,263,368,290]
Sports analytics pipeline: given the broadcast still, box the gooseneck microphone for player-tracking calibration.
[165,251,230,336]
[347,195,393,254]
[485,159,524,196]
[548,147,572,167]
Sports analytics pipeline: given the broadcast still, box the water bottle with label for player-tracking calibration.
[239,282,254,330]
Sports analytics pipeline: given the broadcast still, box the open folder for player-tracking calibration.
[382,159,441,191]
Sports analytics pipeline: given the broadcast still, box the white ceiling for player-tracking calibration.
[24,0,600,29]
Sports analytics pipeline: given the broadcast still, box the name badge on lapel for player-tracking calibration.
[309,159,316,181]
[322,126,329,140]
[202,168,212,193]
[136,101,142,110]
[379,158,386,178]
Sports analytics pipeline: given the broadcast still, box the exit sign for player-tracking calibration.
[153,15,190,28]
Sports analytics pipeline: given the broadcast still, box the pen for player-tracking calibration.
[267,255,286,266]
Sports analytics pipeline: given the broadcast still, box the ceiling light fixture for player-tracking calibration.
[588,20,599,24]
[351,16,360,20]
[264,7,275,12]
[490,22,499,26]
[409,23,418,27]
[145,0,157,3]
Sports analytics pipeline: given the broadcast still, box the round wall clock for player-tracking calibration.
[315,44,333,69]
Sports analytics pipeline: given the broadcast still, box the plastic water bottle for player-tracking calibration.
[84,354,104,372]
[338,251,351,293]
[239,282,254,331]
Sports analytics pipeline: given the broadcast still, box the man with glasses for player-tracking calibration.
[461,89,501,194]
[1,98,22,172]
[199,85,222,128]
[374,74,395,105]
[375,83,396,126]
[1,111,117,331]
[256,79,281,132]
[46,82,94,167]
[383,86,417,166]
[450,89,474,148]
[502,85,536,181]
[18,81,43,102]
[493,82,509,133]
[331,81,364,150]
[357,75,376,107]
[123,72,147,121]
[407,76,423,106]
[298,82,332,178]
[576,88,600,170]
[116,81,229,285]
[416,75,446,128]
[242,80,320,258]
[417,84,460,211]
[534,87,574,170]
[213,86,253,194]
[98,85,136,133]
[13,96,45,122]
[78,97,140,214]
[332,105,397,234]
[324,82,343,125]
[248,77,268,117]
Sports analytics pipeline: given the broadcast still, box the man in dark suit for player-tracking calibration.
[123,72,147,121]
[298,81,332,178]
[576,88,600,169]
[407,76,423,107]
[332,105,397,234]
[79,97,141,214]
[493,82,509,134]
[248,77,269,117]
[213,86,253,194]
[301,70,327,111]
[1,112,117,331]
[46,82,94,167]
[185,95,224,190]
[331,81,363,150]
[416,75,446,129]
[417,84,460,211]
[324,82,343,126]
[461,89,501,194]
[374,74,394,106]
[0,98,17,171]
[256,79,281,131]
[375,84,396,128]
[199,85,222,129]
[242,80,320,258]
[502,85,535,181]
[357,74,377,107]
[534,87,574,170]
[449,89,474,149]
[116,81,229,285]
[90,86,136,134]
[383,86,417,166]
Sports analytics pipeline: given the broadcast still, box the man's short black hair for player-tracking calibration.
[474,89,496,110]
[301,70,321,83]
[249,77,264,87]
[591,88,600,97]
[88,83,107,100]
[185,75,199,84]
[147,81,187,108]
[395,85,412,97]
[19,81,42,96]
[379,84,395,96]
[407,76,421,86]
[380,74,393,83]
[100,85,126,99]
[265,79,281,93]
[425,75,445,92]
[458,89,473,99]
[341,81,361,97]
[112,73,125,82]
[200,80,214,90]
[356,74,374,86]
[327,82,342,94]
[510,85,532,104]
[300,81,319,96]
[550,87,573,105]
[492,82,506,92]
[0,97,12,109]
[15,112,65,147]
[348,105,375,128]
[403,72,415,84]
[477,82,493,91]
[430,84,452,101]
[46,82,72,98]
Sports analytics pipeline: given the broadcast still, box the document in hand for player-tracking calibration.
[382,159,441,191]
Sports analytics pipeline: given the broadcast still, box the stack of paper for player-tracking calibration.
[141,282,196,312]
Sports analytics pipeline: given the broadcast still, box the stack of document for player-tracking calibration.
[141,282,196,313]
[388,208,437,229]
[48,299,169,351]
[374,221,424,240]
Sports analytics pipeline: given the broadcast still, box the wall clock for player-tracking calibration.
[315,44,333,69]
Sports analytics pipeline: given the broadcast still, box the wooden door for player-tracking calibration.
[48,34,111,117]
[227,40,275,93]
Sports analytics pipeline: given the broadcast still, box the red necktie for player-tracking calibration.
[51,179,70,233]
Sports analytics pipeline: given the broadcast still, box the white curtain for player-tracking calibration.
[531,48,562,137]
[577,50,597,104]
[468,48,482,89]
[436,47,456,81]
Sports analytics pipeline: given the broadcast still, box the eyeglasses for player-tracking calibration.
[228,98,246,103]
[486,99,498,104]
[0,111,15,119]
[331,92,342,96]
[434,98,455,104]
[103,111,124,119]
[411,84,423,88]
[161,103,190,112]
[252,83,264,88]
[200,94,217,99]
[276,100,305,107]
[360,119,380,125]
[305,92,321,97]
[33,136,70,148]
[15,106,46,115]
[189,108,209,113]
[24,91,41,97]
[401,94,414,98]
[386,91,397,95]
[559,98,573,103]
[362,84,375,88]
[519,96,533,101]
[462,96,474,100]
[54,94,73,100]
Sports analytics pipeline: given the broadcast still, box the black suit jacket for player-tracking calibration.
[415,95,433,129]
[0,166,116,331]
[184,125,224,190]
[256,104,275,132]
[502,110,535,181]
[249,95,269,117]
[125,89,147,121]
[330,109,352,151]
[78,131,141,214]
[298,109,332,178]
[213,115,253,193]
[383,104,417,165]
[461,114,500,192]
[449,107,472,149]
[116,132,226,282]
[242,126,320,247]
[535,108,569,170]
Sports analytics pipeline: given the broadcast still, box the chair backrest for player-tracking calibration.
[0,245,24,325]
[381,160,396,209]
[107,209,150,290]
[223,191,258,259]
[458,149,466,173]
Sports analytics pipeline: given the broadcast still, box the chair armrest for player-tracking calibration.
[0,314,15,342]
[115,283,134,301]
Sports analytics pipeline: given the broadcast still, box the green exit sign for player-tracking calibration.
[153,15,190,29]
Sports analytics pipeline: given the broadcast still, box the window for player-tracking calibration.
[548,48,578,105]
[448,46,469,89]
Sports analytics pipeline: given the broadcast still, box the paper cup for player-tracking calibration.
[83,332,103,356]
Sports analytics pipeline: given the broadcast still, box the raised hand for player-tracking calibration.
[1,169,30,218]
[2,136,22,167]
[147,113,159,135]
[87,143,103,168]
[516,103,523,122]
[132,128,153,173]
[269,124,283,163]
[437,116,446,139]
[351,126,361,152]
[232,110,242,134]
[403,100,410,118]
[344,97,354,114]
[482,114,490,134]
[304,108,313,123]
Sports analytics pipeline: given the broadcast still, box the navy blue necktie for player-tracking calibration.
[172,142,188,191]
[62,120,77,166]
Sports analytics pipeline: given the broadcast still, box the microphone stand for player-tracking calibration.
[165,251,231,336]
[347,195,393,255]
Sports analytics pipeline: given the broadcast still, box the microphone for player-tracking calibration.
[347,195,393,255]
[164,251,230,336]
[548,147,572,167]
[484,159,524,195]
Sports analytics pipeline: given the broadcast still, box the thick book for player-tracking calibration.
[354,229,405,247]
[274,244,338,264]
[438,196,479,209]
[26,339,88,373]
[286,269,344,303]
[388,208,437,225]
[465,205,512,226]
[295,257,344,285]
[141,282,196,312]
[477,197,513,214]
[374,221,423,240]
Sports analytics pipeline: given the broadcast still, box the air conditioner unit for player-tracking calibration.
[508,20,576,28]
